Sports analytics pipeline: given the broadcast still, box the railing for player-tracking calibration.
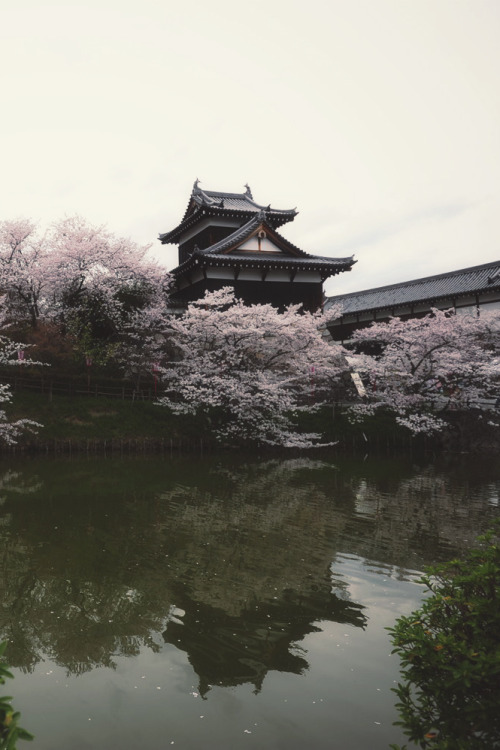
[0,372,164,401]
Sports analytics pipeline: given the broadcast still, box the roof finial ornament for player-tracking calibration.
[244,183,253,199]
[192,178,201,194]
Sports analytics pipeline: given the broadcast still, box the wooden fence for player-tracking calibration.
[0,372,164,401]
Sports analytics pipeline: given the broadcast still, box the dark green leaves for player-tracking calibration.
[388,523,500,749]
[0,642,33,749]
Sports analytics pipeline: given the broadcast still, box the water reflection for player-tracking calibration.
[0,453,499,697]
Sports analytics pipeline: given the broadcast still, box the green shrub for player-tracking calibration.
[0,642,33,749]
[388,522,500,749]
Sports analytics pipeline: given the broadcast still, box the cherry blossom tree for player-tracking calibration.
[1,216,170,368]
[48,216,159,299]
[0,297,41,444]
[118,293,174,390]
[157,288,346,447]
[46,216,169,348]
[347,309,500,434]
[0,219,50,327]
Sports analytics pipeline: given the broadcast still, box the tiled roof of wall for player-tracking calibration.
[326,260,500,314]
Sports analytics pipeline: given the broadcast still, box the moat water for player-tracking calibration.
[1,452,499,749]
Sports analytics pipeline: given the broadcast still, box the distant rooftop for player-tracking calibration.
[326,259,500,315]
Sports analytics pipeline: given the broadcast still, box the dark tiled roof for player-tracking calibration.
[202,252,353,270]
[159,182,297,244]
[326,260,500,315]
[171,217,354,278]
[196,190,295,216]
[173,252,352,279]
[190,183,296,218]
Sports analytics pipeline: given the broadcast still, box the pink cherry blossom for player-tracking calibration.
[347,308,500,434]
[156,288,347,447]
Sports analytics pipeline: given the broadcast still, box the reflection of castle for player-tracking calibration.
[156,460,367,693]
[163,590,365,696]
[156,460,353,618]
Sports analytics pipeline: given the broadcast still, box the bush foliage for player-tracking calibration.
[388,523,500,749]
[0,642,33,749]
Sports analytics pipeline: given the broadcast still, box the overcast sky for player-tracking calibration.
[2,0,499,296]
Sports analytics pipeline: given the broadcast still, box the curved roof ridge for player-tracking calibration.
[196,183,296,215]
[201,216,261,255]
[194,189,222,207]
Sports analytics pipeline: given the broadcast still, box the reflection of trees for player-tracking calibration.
[0,455,498,690]
[0,458,366,685]
[0,470,42,509]
[343,465,500,570]
[3,575,166,675]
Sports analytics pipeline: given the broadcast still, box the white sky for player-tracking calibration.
[1,0,499,296]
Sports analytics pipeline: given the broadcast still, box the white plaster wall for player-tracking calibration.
[479,290,500,303]
[456,305,478,316]
[264,269,292,282]
[237,269,262,281]
[238,237,280,253]
[293,270,321,283]
[481,299,500,310]
[205,267,235,279]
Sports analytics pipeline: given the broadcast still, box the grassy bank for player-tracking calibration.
[4,391,205,451]
[2,390,429,454]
